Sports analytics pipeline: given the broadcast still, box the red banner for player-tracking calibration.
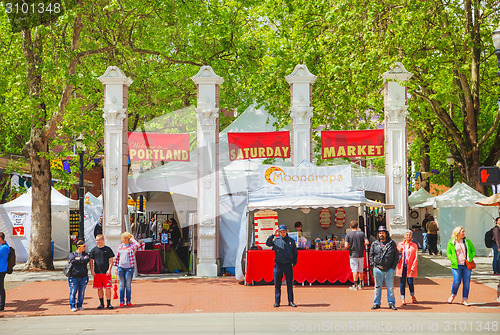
[321,129,384,159]
[128,132,190,162]
[228,131,290,161]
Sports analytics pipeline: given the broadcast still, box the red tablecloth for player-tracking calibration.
[245,250,354,284]
[136,250,163,274]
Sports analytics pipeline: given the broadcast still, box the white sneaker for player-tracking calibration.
[357,284,362,290]
[71,308,77,312]
[77,307,84,311]
[349,285,358,290]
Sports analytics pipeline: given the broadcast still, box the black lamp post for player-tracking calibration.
[76,134,86,241]
[446,152,455,188]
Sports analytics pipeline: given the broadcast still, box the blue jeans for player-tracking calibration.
[493,242,499,274]
[373,267,396,306]
[68,276,89,309]
[274,262,294,304]
[451,265,471,300]
[399,265,415,299]
[422,233,428,252]
[117,267,134,304]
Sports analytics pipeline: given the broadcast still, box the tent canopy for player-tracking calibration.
[408,188,434,208]
[414,182,486,208]
[476,192,500,207]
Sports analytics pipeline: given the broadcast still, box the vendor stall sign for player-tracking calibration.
[227,131,290,161]
[319,208,331,229]
[335,207,346,228]
[259,165,352,193]
[128,132,190,162]
[254,209,278,249]
[321,129,384,159]
[9,211,27,236]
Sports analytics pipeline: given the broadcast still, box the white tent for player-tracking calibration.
[415,182,497,256]
[0,187,77,262]
[408,188,434,208]
[84,192,103,252]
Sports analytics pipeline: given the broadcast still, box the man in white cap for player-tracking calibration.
[266,225,298,308]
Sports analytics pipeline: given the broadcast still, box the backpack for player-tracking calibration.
[485,228,494,248]
[7,246,16,274]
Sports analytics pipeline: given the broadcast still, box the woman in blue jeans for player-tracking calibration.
[68,240,90,312]
[113,232,140,307]
[446,226,475,306]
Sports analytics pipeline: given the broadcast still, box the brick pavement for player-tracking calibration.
[2,277,499,317]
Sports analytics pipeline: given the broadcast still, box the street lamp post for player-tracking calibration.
[446,152,455,188]
[76,134,86,241]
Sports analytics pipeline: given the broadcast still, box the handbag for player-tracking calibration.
[465,259,476,270]
[63,261,73,277]
[458,241,476,270]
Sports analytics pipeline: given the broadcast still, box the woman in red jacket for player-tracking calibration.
[396,230,419,306]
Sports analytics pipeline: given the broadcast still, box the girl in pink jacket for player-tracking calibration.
[396,230,419,305]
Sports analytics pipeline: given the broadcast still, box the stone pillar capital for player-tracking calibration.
[287,65,316,165]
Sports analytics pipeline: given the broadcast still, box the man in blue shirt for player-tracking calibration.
[266,225,298,308]
[0,232,10,311]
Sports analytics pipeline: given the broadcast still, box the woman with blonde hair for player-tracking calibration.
[446,226,476,306]
[113,232,140,307]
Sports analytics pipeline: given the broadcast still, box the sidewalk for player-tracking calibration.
[2,254,499,317]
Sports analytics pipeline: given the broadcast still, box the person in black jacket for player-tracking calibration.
[266,225,298,308]
[369,226,399,310]
[68,240,90,312]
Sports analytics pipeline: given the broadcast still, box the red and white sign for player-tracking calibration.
[319,208,331,229]
[228,131,290,161]
[254,209,278,249]
[321,129,384,159]
[128,132,190,162]
[335,207,346,228]
[9,212,26,237]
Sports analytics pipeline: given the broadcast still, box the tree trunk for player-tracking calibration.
[24,128,54,270]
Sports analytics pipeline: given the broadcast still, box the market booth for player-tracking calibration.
[243,163,388,285]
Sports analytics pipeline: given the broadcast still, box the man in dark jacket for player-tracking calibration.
[68,240,90,312]
[266,225,298,308]
[369,226,399,310]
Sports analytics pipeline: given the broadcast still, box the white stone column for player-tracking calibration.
[191,66,223,277]
[285,65,317,165]
[383,63,412,242]
[98,66,133,253]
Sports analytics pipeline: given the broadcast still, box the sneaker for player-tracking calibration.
[357,284,362,290]
[389,305,397,310]
[77,307,84,311]
[401,300,406,306]
[462,300,470,307]
[119,303,125,307]
[127,303,134,307]
[97,305,104,310]
[447,295,455,304]
[412,296,418,303]
[71,308,77,312]
[371,304,380,310]
[107,305,114,310]
[349,285,358,290]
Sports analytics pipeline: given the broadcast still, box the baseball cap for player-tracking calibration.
[377,226,387,232]
[76,240,85,247]
[278,225,287,231]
